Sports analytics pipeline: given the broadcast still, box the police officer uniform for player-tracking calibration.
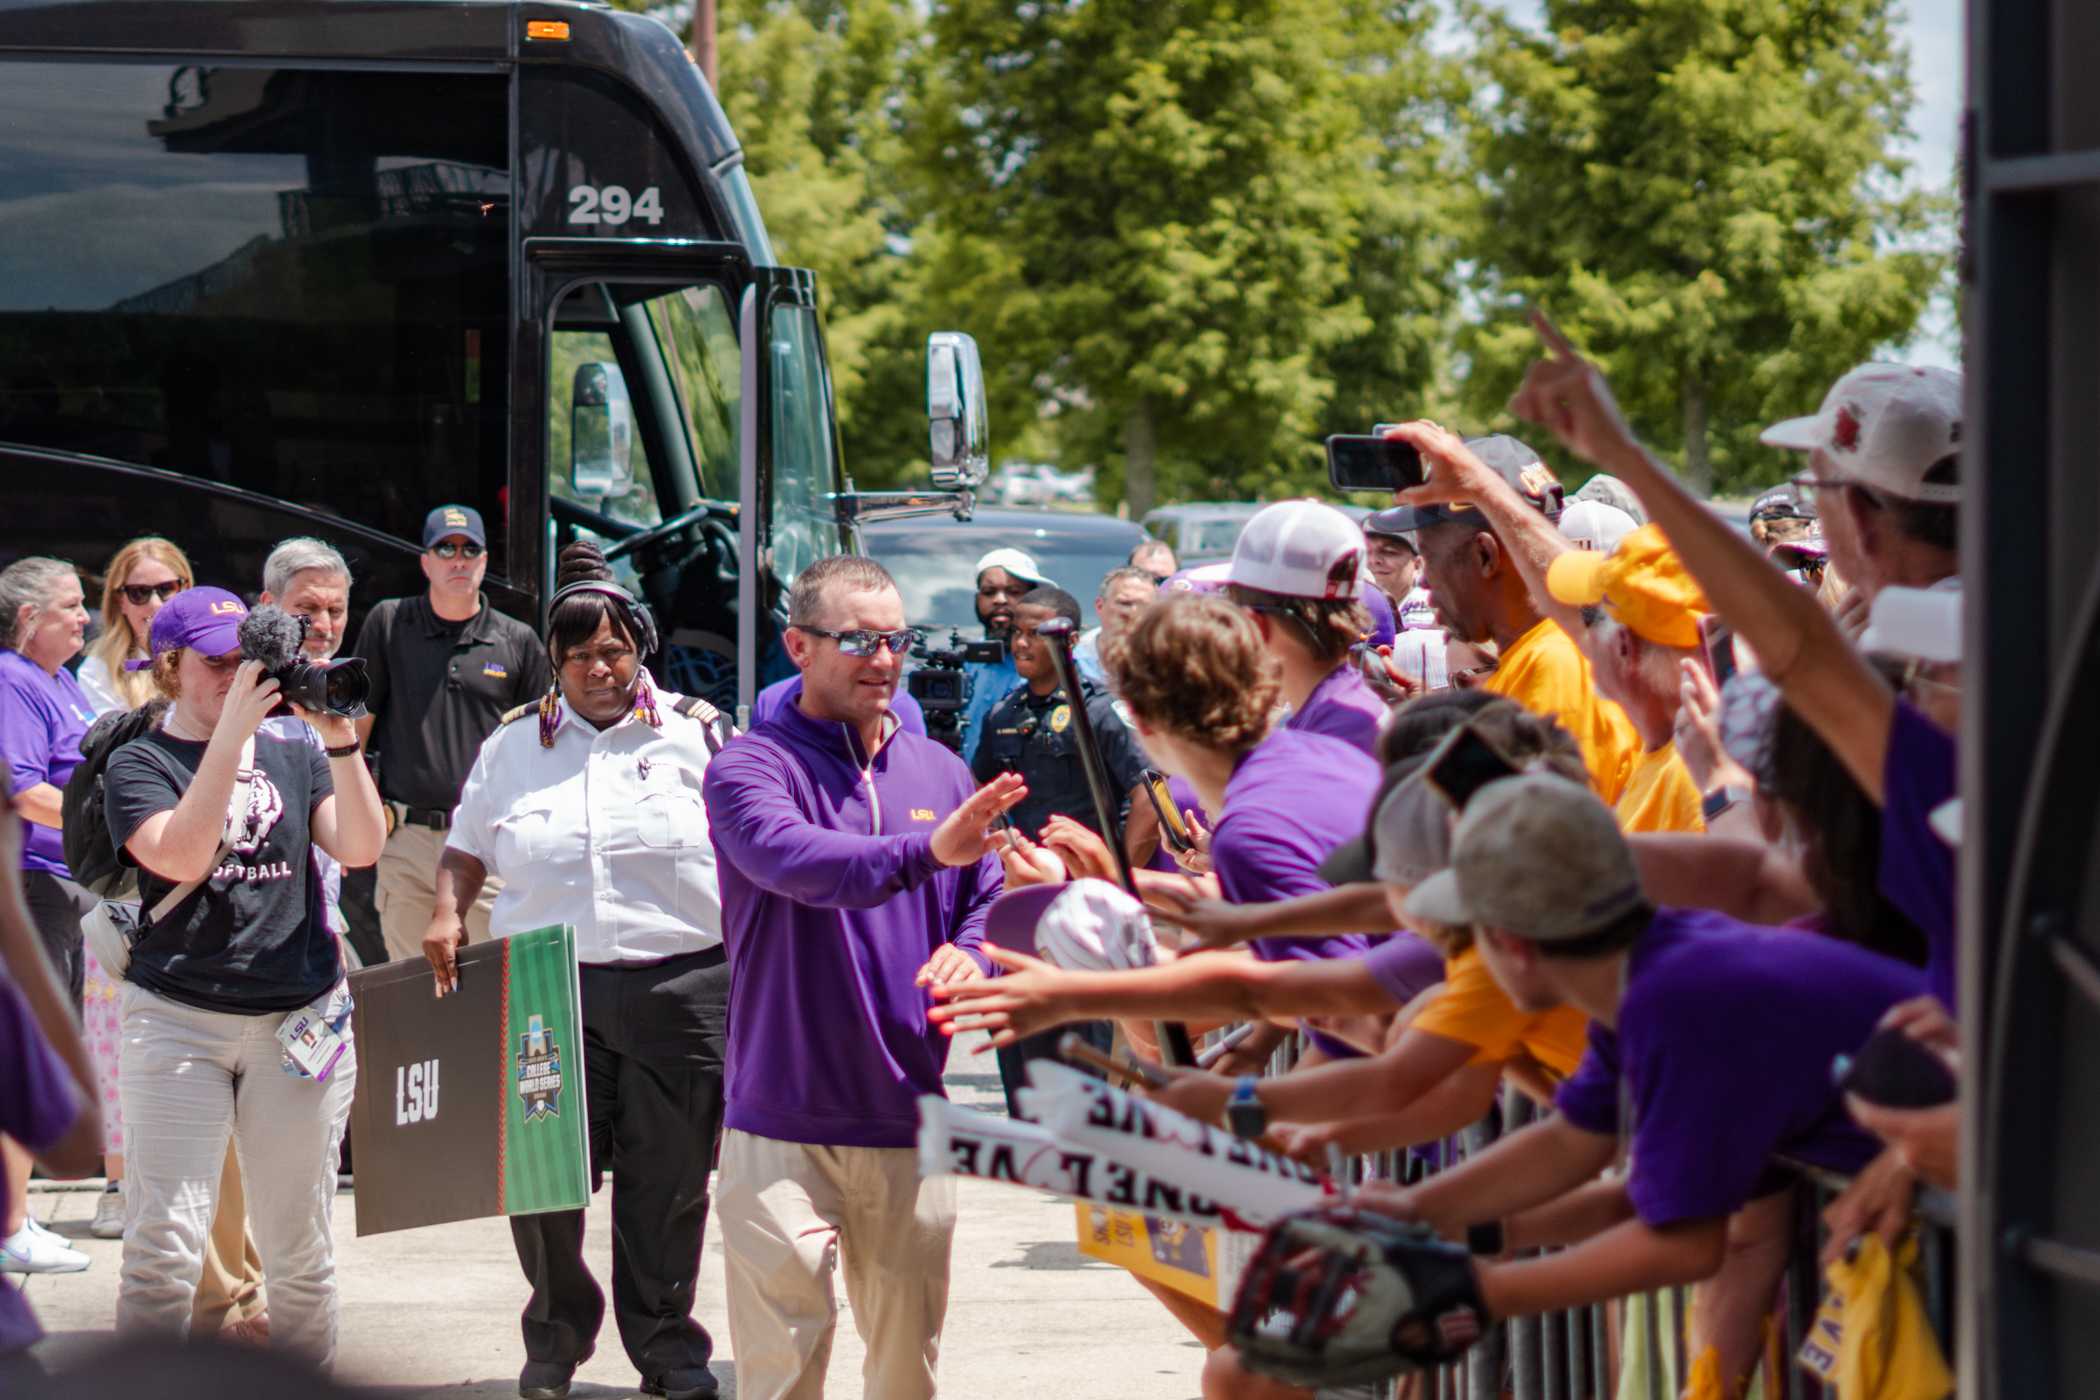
[969,675,1149,841]
[446,682,733,1399]
[969,675,1148,1114]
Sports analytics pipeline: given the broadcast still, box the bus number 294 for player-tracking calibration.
[567,184,664,227]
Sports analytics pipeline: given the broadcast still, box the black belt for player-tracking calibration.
[395,805,451,831]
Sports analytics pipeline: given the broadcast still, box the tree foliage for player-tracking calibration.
[1456,0,1946,494]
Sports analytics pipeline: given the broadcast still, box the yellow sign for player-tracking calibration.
[1073,1205,1253,1309]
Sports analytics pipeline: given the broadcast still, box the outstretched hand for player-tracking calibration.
[1506,310,1640,467]
[931,773,1029,867]
[1384,420,1505,514]
[926,944,1069,1049]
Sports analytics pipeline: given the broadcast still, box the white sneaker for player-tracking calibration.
[91,1185,125,1240]
[0,1222,89,1274]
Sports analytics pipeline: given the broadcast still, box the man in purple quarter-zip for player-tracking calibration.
[701,554,1025,1400]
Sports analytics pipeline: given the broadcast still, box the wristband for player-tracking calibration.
[324,741,362,758]
[1466,1220,1506,1257]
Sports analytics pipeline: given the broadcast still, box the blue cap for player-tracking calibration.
[422,504,486,550]
[128,587,247,669]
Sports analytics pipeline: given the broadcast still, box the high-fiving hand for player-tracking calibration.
[930,773,1029,867]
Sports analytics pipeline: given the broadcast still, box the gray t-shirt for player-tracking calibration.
[105,727,336,1013]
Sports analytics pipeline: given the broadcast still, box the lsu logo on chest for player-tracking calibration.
[910,808,937,823]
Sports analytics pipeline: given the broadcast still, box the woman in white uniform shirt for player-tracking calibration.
[423,542,733,1400]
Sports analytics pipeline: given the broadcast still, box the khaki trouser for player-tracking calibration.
[375,821,499,964]
[190,1142,265,1336]
[716,1129,957,1400]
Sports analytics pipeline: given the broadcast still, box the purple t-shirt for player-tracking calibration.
[1880,700,1956,1010]
[1360,932,1445,1006]
[0,650,93,877]
[702,702,1000,1148]
[1554,908,1925,1227]
[1213,728,1382,1058]
[0,973,81,1353]
[754,674,926,737]
[1284,666,1386,756]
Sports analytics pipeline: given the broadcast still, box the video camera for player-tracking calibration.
[238,604,372,718]
[906,629,1005,752]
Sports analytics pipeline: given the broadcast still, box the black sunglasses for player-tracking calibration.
[796,625,922,657]
[429,541,485,559]
[118,580,185,606]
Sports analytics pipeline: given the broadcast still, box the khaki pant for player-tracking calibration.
[190,1142,265,1336]
[375,821,499,964]
[717,1129,957,1400]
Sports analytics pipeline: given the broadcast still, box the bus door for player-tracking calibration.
[528,244,752,710]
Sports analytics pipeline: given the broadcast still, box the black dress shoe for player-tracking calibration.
[519,1354,586,1400]
[641,1367,720,1400]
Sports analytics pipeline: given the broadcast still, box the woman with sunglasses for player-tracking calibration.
[422,541,735,1400]
[79,538,192,717]
[1222,501,1388,756]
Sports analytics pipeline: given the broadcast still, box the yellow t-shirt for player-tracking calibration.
[1409,947,1589,1079]
[1613,742,1707,835]
[1482,619,1641,807]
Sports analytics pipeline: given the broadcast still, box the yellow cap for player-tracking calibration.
[1545,522,1709,649]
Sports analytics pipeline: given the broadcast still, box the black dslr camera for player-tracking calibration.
[238,605,373,718]
[907,629,1005,752]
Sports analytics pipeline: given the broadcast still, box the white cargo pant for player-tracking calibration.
[717,1129,958,1400]
[116,983,355,1367]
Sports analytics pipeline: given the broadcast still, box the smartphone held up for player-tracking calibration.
[1327,434,1426,494]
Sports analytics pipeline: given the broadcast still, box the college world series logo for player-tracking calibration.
[516,1014,566,1121]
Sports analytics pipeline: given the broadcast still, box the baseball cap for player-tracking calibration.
[1316,754,1433,887]
[1749,483,1816,524]
[983,878,1161,971]
[1546,522,1710,649]
[1403,773,1644,942]
[1161,562,1232,595]
[1361,507,1420,545]
[1558,499,1638,554]
[1569,473,1647,524]
[1226,500,1363,601]
[1759,364,1962,504]
[973,547,1051,588]
[129,586,248,669]
[422,504,487,549]
[1377,435,1563,533]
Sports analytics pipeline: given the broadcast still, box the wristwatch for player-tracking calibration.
[1701,783,1747,823]
[1226,1074,1267,1140]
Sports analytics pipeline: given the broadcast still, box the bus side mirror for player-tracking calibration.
[926,331,989,490]
[570,361,635,497]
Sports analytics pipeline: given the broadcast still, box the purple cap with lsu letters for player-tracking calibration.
[127,586,248,669]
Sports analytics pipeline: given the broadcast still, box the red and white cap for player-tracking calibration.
[1759,363,1962,504]
[1225,500,1363,601]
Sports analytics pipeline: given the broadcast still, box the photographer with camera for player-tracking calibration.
[956,548,1049,763]
[103,586,384,1365]
[351,505,549,964]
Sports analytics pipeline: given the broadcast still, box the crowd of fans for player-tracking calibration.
[0,311,1965,1400]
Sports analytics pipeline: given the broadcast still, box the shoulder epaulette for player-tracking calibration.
[498,702,536,725]
[671,694,721,726]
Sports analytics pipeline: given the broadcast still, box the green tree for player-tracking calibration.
[1456,0,1946,494]
[912,0,1391,514]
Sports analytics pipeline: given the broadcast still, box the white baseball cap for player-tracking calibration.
[973,547,1052,587]
[1759,364,1962,504]
[1225,500,1363,601]
[1558,499,1638,554]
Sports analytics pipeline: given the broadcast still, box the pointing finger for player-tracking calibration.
[1530,307,1577,360]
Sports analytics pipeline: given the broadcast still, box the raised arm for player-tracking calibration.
[1501,313,1896,798]
[1629,832,1821,926]
[1148,882,1394,949]
[118,662,276,883]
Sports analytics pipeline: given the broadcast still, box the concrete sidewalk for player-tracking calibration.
[18,1034,1206,1398]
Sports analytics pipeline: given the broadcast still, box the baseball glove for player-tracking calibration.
[1226,1204,1491,1388]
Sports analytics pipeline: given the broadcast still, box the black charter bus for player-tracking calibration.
[0,0,985,717]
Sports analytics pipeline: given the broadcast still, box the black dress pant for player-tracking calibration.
[22,869,93,1007]
[510,946,728,1380]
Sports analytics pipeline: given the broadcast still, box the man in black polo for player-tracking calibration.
[353,504,550,963]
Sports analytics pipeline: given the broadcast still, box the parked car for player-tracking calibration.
[1139,502,1264,564]
[861,508,1150,630]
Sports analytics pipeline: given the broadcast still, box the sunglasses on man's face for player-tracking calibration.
[429,541,485,560]
[797,625,922,658]
[119,580,185,606]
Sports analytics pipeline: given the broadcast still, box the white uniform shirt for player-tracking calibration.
[446,694,723,964]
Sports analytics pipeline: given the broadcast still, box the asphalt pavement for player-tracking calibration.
[18,1030,1203,1398]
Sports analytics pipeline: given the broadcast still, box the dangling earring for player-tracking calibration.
[632,667,662,729]
[538,680,562,748]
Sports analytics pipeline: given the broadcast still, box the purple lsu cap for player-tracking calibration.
[127,586,248,670]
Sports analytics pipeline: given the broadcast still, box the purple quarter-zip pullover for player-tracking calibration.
[703,700,1002,1148]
